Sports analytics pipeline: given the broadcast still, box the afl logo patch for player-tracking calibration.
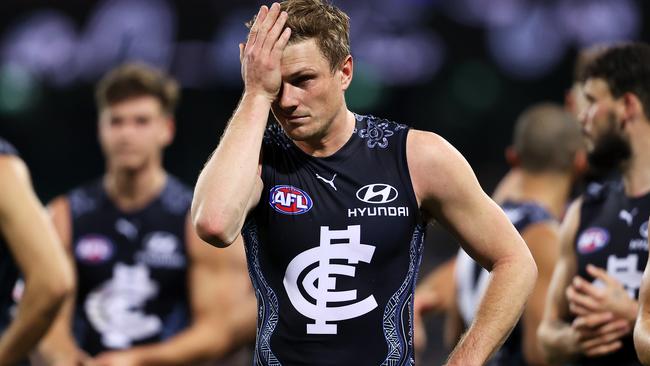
[356,184,398,204]
[577,227,610,254]
[76,235,114,264]
[269,185,313,215]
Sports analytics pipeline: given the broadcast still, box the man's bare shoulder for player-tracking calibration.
[406,129,477,204]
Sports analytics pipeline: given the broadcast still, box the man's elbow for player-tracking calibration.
[193,215,239,248]
[634,319,650,365]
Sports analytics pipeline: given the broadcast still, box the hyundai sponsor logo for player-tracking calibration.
[269,185,313,215]
[356,184,398,204]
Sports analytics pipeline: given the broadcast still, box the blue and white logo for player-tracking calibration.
[577,227,610,254]
[269,185,313,215]
[76,234,114,264]
[356,184,398,204]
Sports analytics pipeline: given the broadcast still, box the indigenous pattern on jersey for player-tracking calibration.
[456,200,554,366]
[69,175,192,355]
[574,179,649,366]
[0,137,19,333]
[242,114,424,365]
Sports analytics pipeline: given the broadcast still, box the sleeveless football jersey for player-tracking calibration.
[242,115,425,365]
[68,175,192,355]
[456,200,554,366]
[0,137,19,333]
[574,179,649,366]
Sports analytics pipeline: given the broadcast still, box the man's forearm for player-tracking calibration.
[192,93,270,245]
[635,314,650,365]
[538,320,580,364]
[447,254,537,366]
[0,278,67,363]
[127,322,235,366]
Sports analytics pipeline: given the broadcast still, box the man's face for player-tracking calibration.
[98,95,173,171]
[581,78,631,171]
[271,38,351,142]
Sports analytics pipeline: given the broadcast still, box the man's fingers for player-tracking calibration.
[569,302,591,317]
[572,276,606,300]
[271,27,292,57]
[567,285,601,312]
[586,264,616,286]
[583,340,623,357]
[247,6,269,47]
[572,312,613,330]
[257,3,282,45]
[261,11,288,53]
[576,318,629,341]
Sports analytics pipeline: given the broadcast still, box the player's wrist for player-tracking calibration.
[242,89,276,105]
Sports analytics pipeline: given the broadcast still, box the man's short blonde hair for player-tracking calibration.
[247,0,351,72]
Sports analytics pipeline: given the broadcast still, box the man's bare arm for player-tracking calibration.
[634,219,650,365]
[407,130,537,366]
[0,156,73,364]
[37,196,90,365]
[519,222,560,366]
[192,4,290,247]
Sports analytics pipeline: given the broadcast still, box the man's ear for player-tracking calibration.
[340,55,353,91]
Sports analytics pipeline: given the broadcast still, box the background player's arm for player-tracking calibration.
[634,223,650,365]
[519,222,560,366]
[0,156,73,364]
[192,4,289,247]
[37,196,90,365]
[94,217,257,366]
[407,130,537,366]
[413,257,456,354]
[537,199,628,362]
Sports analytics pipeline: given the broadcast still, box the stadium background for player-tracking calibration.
[0,0,648,364]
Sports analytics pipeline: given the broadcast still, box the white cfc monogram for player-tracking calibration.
[283,225,378,335]
[594,254,643,298]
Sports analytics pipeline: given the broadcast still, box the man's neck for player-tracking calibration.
[293,109,356,158]
[515,171,573,220]
[623,119,650,197]
[103,163,167,212]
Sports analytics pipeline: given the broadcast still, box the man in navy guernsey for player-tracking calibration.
[40,64,256,365]
[538,43,650,366]
[192,1,538,365]
[0,138,73,364]
[442,104,586,366]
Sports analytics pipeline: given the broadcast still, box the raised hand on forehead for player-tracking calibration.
[239,3,292,102]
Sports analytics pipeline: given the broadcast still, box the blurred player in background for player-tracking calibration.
[0,138,73,364]
[445,104,585,366]
[39,63,256,366]
[538,42,650,366]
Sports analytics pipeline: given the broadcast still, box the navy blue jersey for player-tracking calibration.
[0,137,19,333]
[68,175,192,355]
[573,179,649,366]
[456,200,554,366]
[242,115,424,365]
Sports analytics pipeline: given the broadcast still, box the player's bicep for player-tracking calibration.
[0,157,65,275]
[408,131,522,269]
[544,199,580,322]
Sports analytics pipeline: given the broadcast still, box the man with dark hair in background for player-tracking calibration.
[192,1,537,365]
[0,138,73,365]
[40,63,256,365]
[538,42,650,366]
[441,103,586,366]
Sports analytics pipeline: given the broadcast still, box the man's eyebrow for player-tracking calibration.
[286,69,317,79]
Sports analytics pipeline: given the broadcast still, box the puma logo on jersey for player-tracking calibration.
[619,208,638,226]
[316,173,337,191]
